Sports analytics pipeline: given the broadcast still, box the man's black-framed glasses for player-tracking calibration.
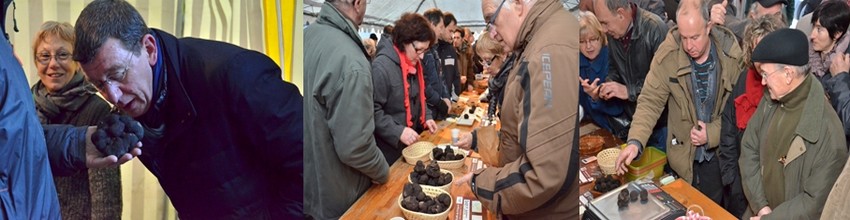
[486,0,508,32]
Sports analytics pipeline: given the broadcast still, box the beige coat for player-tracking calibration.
[469,0,579,218]
[627,26,744,183]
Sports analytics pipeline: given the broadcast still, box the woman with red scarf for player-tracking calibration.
[372,13,440,165]
[719,15,786,218]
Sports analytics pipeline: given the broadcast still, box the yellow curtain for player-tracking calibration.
[263,0,303,93]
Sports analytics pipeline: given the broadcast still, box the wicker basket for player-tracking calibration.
[403,142,436,165]
[408,169,454,192]
[580,135,605,157]
[597,148,621,175]
[429,149,465,170]
[398,187,453,220]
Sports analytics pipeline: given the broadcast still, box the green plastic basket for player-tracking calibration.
[625,147,667,182]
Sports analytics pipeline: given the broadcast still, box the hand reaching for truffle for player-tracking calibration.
[85,126,142,168]
[425,119,438,134]
[401,127,420,146]
[455,132,472,150]
[454,172,474,186]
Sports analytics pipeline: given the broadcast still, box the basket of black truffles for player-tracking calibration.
[399,182,453,220]
[591,174,622,197]
[429,145,466,169]
[91,114,144,158]
[409,160,454,192]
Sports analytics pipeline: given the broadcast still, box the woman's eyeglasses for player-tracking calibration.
[36,51,72,65]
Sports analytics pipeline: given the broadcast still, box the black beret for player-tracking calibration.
[751,28,809,66]
[757,0,788,7]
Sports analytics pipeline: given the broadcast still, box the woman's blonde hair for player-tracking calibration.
[32,21,76,60]
[475,31,503,57]
[578,11,608,46]
[743,14,786,67]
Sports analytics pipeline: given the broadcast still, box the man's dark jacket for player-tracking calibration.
[138,29,303,219]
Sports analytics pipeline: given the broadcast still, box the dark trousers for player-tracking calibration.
[722,174,748,218]
[693,155,723,207]
[692,154,747,217]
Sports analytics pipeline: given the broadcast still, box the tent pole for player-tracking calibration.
[414,0,425,13]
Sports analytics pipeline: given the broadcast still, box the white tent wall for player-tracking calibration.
[304,0,579,42]
[3,0,270,219]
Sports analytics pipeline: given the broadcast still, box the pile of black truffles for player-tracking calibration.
[433,146,464,161]
[592,175,621,193]
[617,187,650,209]
[91,114,144,157]
[401,183,452,214]
[410,160,453,186]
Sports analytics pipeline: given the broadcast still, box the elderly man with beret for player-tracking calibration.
[739,28,848,220]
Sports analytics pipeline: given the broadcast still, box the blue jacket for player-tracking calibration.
[1,18,92,220]
[579,46,624,132]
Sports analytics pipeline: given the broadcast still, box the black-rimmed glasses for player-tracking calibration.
[486,0,508,32]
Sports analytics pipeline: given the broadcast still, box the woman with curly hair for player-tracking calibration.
[371,13,439,165]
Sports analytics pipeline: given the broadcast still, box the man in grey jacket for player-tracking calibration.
[303,0,390,219]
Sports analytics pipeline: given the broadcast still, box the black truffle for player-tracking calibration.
[617,190,630,208]
[402,196,419,211]
[92,113,145,158]
[414,160,426,173]
[437,193,451,207]
[629,189,639,202]
[426,161,441,178]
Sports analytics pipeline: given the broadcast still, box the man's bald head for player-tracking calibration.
[677,0,710,26]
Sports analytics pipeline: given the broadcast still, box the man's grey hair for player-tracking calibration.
[489,0,536,11]
[602,0,631,14]
[776,63,811,77]
[749,2,787,21]
[676,0,711,25]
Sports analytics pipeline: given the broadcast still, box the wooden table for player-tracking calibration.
[578,122,624,197]
[662,179,736,220]
[341,92,496,220]
[577,124,735,219]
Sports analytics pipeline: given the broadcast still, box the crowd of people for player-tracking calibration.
[304,0,581,219]
[579,0,850,218]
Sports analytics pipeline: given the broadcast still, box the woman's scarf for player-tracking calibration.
[733,67,764,130]
[393,45,427,128]
[31,71,98,122]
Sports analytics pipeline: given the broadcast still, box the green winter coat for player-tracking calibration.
[739,75,848,219]
[303,2,389,220]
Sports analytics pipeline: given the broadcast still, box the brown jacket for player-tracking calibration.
[469,0,579,218]
[627,25,744,183]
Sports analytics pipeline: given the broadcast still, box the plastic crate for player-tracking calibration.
[624,147,667,182]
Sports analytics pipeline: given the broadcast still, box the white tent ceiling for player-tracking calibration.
[304,0,579,30]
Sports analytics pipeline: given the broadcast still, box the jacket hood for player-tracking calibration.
[514,0,562,52]
[374,33,400,65]
[316,2,369,59]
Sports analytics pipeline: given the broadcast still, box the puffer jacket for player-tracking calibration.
[468,0,579,218]
[606,5,669,124]
[438,40,462,96]
[628,25,744,183]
